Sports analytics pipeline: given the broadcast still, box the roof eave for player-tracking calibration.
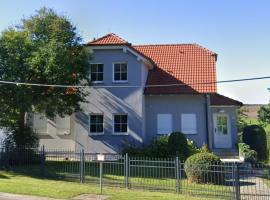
[86,44,155,69]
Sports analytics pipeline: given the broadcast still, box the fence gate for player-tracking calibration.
[237,163,270,200]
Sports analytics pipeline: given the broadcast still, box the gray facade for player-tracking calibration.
[36,47,239,153]
[145,95,208,147]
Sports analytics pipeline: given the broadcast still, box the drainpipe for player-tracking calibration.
[205,94,213,150]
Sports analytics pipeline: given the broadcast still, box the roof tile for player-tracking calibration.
[133,44,217,94]
[88,33,129,45]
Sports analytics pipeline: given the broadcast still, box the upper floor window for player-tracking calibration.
[113,63,127,82]
[90,64,103,82]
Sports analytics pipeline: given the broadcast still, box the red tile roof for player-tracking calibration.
[87,34,218,94]
[210,93,243,106]
[88,33,130,45]
[133,44,217,94]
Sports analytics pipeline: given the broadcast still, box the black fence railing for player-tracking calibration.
[0,146,269,200]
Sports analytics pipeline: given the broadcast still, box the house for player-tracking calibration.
[33,33,242,155]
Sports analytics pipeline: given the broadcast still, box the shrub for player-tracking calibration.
[184,152,224,184]
[242,125,267,161]
[168,132,189,160]
[238,143,257,163]
[187,139,199,155]
[123,135,169,158]
[198,144,210,153]
[148,135,169,157]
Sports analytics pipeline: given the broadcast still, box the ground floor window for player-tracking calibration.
[157,114,172,134]
[181,113,197,134]
[114,114,128,134]
[89,114,104,135]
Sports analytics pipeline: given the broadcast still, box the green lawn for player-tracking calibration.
[0,171,218,200]
[6,162,233,199]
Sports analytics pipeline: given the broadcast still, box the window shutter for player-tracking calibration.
[181,114,197,134]
[157,114,172,134]
[33,114,48,135]
[56,116,71,135]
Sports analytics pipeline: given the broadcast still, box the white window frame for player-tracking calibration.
[89,114,104,136]
[113,114,128,135]
[112,63,128,83]
[181,113,197,135]
[157,114,172,135]
[90,63,104,83]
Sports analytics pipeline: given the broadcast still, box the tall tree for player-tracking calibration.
[0,8,90,146]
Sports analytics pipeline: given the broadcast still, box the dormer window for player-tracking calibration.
[113,63,127,82]
[90,63,103,82]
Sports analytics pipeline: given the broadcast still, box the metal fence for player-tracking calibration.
[0,146,269,200]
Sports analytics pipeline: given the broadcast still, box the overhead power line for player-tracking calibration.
[0,76,269,88]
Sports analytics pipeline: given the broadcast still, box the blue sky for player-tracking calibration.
[0,0,269,104]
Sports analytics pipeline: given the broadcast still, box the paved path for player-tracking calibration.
[0,192,109,200]
[240,176,270,200]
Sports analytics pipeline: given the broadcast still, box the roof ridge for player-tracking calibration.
[133,43,197,47]
[88,33,128,44]
[133,43,216,55]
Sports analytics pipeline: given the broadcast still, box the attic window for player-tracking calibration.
[90,63,104,82]
[113,63,128,82]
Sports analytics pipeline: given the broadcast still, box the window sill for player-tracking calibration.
[112,81,128,84]
[89,133,104,136]
[113,132,128,136]
[182,132,198,135]
[92,81,104,84]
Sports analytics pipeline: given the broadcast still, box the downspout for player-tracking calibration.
[205,94,213,150]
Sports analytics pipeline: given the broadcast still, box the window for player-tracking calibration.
[216,115,228,135]
[33,114,48,135]
[55,115,71,135]
[113,63,127,82]
[89,114,104,135]
[114,114,128,134]
[90,64,103,82]
[181,114,197,134]
[157,114,172,134]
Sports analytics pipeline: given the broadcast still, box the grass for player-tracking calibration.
[0,159,235,200]
[0,171,217,200]
[6,162,233,199]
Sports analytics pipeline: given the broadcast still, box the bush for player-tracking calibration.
[149,136,169,157]
[238,143,257,163]
[184,152,224,184]
[242,125,268,161]
[168,132,189,160]
[124,132,190,159]
[3,125,39,148]
[124,136,169,157]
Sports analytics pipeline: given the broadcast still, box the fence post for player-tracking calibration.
[100,161,103,194]
[40,145,45,178]
[125,153,129,189]
[176,156,180,194]
[234,163,240,200]
[80,149,85,183]
[5,146,10,171]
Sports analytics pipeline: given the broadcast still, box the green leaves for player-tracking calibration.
[258,104,270,126]
[0,7,91,144]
